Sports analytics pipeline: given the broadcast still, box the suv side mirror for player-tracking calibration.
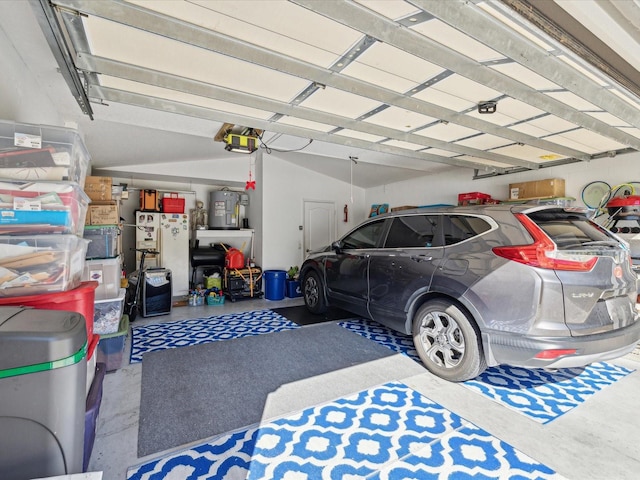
[331,240,342,253]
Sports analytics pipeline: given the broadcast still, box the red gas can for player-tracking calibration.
[225,248,245,269]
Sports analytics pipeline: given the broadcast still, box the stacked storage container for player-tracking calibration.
[0,119,104,474]
[81,176,127,372]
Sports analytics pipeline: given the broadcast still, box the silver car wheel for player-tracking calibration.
[304,275,319,307]
[419,310,464,368]
[412,299,486,382]
[303,270,328,314]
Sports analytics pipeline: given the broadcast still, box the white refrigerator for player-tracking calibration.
[135,211,190,297]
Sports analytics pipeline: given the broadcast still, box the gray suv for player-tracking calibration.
[300,204,640,381]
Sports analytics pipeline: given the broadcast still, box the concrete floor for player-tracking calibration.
[87,298,640,480]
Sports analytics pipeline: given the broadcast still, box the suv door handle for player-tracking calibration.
[410,254,433,262]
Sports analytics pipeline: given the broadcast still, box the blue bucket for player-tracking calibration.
[263,270,286,300]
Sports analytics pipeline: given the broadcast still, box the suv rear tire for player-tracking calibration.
[412,299,486,382]
[303,270,328,314]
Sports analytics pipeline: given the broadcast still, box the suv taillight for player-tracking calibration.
[492,213,597,271]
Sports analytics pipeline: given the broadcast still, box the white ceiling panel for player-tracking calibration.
[455,156,514,170]
[492,98,546,122]
[98,75,274,119]
[491,144,568,163]
[586,112,631,128]
[382,139,428,151]
[455,134,512,150]
[275,116,336,133]
[489,63,560,90]
[423,148,461,158]
[550,128,628,152]
[130,0,361,68]
[83,16,308,103]
[465,97,546,126]
[335,129,387,143]
[340,61,419,94]
[364,106,437,132]
[411,19,505,63]
[298,87,381,119]
[544,91,600,111]
[415,123,480,142]
[342,42,445,93]
[354,0,419,21]
[509,115,581,137]
[429,75,503,105]
[411,87,476,113]
[13,0,640,187]
[620,128,640,140]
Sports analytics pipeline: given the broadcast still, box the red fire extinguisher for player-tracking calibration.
[343,204,348,222]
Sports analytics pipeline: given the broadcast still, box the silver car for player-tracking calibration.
[300,204,640,381]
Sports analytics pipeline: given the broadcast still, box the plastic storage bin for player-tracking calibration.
[0,180,90,236]
[162,193,185,213]
[285,280,302,298]
[84,225,120,259]
[264,270,286,300]
[93,288,126,335]
[84,362,105,472]
[82,256,122,300]
[0,119,91,186]
[0,234,89,296]
[0,281,98,345]
[97,314,129,372]
[0,306,87,479]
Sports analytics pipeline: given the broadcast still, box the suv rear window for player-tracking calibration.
[442,215,492,245]
[527,209,613,250]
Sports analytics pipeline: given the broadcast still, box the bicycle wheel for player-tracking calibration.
[581,181,610,208]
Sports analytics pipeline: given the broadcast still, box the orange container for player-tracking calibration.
[140,189,159,212]
[0,281,98,344]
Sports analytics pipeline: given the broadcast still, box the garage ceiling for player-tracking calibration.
[26,0,640,187]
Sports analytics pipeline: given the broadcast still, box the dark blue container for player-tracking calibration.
[286,280,302,298]
[264,270,286,300]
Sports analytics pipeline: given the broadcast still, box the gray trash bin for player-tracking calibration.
[0,306,87,480]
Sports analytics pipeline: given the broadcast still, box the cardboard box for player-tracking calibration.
[84,176,113,202]
[87,203,119,225]
[509,178,565,200]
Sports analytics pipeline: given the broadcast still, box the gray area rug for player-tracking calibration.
[137,322,395,457]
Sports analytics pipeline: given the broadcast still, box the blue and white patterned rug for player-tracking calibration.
[132,312,634,425]
[130,310,299,363]
[127,382,562,480]
[463,362,634,424]
[338,318,635,424]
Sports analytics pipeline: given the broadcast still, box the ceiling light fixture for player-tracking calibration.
[477,101,498,114]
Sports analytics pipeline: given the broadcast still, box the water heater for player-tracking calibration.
[208,190,240,229]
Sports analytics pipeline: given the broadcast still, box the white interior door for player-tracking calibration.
[304,201,335,258]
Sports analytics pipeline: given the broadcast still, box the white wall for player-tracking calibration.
[365,152,640,209]
[261,155,366,271]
